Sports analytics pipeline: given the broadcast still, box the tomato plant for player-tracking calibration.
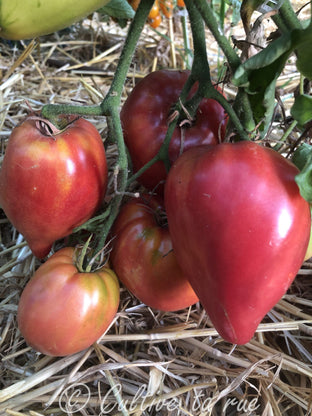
[121,69,227,192]
[0,116,107,259]
[164,142,311,344]
[17,247,120,356]
[110,195,198,311]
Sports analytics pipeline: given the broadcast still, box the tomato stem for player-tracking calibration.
[190,0,256,137]
[76,235,93,273]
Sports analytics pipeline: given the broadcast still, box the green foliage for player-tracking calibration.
[295,21,312,80]
[232,32,294,137]
[294,143,312,203]
[291,94,312,125]
[98,0,135,19]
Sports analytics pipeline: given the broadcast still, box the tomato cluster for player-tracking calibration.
[0,116,121,356]
[119,69,311,344]
[128,0,184,29]
[1,67,311,354]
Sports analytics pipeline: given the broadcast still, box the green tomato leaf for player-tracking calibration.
[295,156,312,204]
[294,143,312,203]
[98,0,135,19]
[233,48,290,137]
[233,32,293,87]
[232,29,305,138]
[293,143,312,171]
[291,94,312,125]
[295,24,312,80]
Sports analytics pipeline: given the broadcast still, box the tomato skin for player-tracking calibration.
[110,196,198,311]
[0,117,107,258]
[164,142,311,344]
[148,13,162,28]
[121,70,227,192]
[149,0,160,19]
[17,247,120,356]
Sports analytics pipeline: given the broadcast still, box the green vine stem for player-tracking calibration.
[42,0,155,121]
[192,0,241,72]
[191,0,256,136]
[180,8,192,70]
[278,0,303,31]
[94,111,128,254]
[185,0,251,140]
[41,0,155,254]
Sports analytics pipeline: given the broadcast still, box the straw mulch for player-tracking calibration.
[0,6,311,416]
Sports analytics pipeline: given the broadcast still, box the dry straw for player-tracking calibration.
[0,5,311,416]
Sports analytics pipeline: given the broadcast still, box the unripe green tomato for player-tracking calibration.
[0,0,110,40]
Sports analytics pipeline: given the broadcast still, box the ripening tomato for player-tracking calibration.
[148,13,162,28]
[121,70,227,193]
[0,116,107,258]
[160,0,174,18]
[110,195,198,311]
[165,142,311,344]
[17,247,120,356]
[149,0,160,19]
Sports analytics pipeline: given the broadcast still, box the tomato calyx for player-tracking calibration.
[138,194,168,228]
[168,99,194,129]
[74,235,111,274]
[27,115,81,138]
[25,116,62,138]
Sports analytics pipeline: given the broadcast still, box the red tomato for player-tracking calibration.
[110,195,198,311]
[0,116,107,258]
[164,142,311,344]
[121,70,227,193]
[17,247,120,356]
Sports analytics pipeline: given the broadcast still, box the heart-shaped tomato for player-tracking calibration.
[18,247,120,356]
[121,70,227,193]
[165,142,311,344]
[110,195,198,311]
[0,116,107,258]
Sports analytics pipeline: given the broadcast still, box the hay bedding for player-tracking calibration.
[0,6,312,416]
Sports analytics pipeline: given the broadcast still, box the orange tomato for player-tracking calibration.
[148,13,162,28]
[148,0,159,19]
[160,0,174,18]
